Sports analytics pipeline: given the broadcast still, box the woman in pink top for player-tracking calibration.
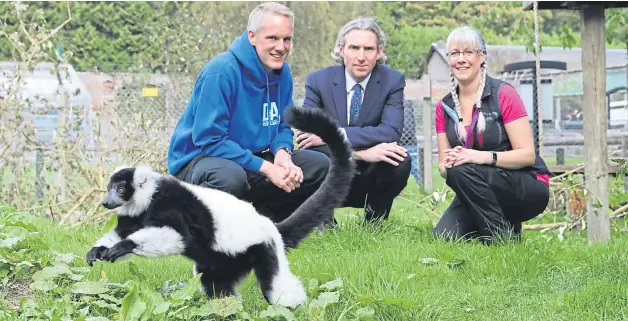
[432,26,550,245]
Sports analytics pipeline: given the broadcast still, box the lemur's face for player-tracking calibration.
[102,168,136,209]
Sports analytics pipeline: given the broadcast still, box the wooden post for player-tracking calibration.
[421,75,433,192]
[556,148,565,165]
[581,4,611,243]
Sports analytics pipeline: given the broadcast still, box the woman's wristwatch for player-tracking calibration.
[491,151,497,166]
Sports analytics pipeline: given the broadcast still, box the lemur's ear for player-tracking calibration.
[133,165,158,188]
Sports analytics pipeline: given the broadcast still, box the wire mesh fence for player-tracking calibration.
[107,73,195,129]
[89,74,431,186]
[400,99,426,186]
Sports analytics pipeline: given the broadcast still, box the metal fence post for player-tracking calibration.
[417,146,424,188]
[422,97,433,192]
[35,148,44,204]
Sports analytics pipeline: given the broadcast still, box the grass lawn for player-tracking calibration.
[2,170,628,321]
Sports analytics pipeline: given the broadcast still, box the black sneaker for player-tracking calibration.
[363,204,389,223]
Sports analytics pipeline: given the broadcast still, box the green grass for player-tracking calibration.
[2,176,627,320]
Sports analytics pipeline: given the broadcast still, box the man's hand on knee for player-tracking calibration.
[261,161,295,193]
[295,130,325,150]
[273,149,303,189]
[355,142,408,166]
[288,166,303,185]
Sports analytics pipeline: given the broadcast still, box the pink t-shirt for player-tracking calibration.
[435,84,549,187]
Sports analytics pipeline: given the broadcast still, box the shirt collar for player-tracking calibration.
[345,68,372,93]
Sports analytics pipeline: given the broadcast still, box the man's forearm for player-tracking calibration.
[343,123,402,148]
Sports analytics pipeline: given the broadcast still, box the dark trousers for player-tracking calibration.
[309,145,411,222]
[173,150,330,223]
[433,163,549,244]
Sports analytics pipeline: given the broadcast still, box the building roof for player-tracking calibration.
[419,40,627,78]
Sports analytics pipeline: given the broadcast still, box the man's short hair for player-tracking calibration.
[330,17,387,65]
[248,2,295,33]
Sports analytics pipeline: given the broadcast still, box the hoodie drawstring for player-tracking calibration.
[265,72,280,148]
[265,73,270,146]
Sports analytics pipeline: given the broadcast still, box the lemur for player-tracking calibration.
[85,106,355,308]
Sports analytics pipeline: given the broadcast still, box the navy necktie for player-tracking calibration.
[349,83,362,126]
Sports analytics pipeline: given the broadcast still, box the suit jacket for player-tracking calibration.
[302,63,406,149]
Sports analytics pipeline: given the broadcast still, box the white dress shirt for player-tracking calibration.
[345,68,372,124]
[339,68,372,143]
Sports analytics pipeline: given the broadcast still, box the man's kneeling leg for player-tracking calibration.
[174,155,250,199]
[364,155,412,222]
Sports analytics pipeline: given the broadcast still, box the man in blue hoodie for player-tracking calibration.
[167,2,330,222]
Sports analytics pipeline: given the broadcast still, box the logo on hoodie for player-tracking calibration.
[262,101,280,127]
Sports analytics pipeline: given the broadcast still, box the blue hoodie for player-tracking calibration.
[167,30,295,175]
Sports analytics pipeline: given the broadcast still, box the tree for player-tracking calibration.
[0,2,623,78]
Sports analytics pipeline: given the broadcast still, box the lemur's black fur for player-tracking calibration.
[85,107,355,308]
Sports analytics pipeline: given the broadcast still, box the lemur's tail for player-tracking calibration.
[276,106,356,249]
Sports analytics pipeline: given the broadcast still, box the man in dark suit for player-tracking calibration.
[297,17,411,224]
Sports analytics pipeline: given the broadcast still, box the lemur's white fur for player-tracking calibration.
[117,165,159,217]
[93,229,133,262]
[179,181,284,256]
[94,229,121,248]
[127,226,186,258]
